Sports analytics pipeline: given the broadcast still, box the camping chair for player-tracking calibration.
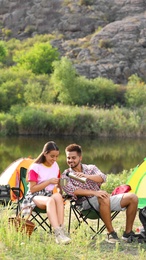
[67,196,119,239]
[11,167,52,233]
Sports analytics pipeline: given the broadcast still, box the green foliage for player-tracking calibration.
[125,75,146,107]
[74,76,96,105]
[1,104,145,137]
[1,28,12,38]
[0,68,32,112]
[102,169,133,193]
[125,82,146,108]
[24,74,54,104]
[0,67,32,85]
[89,77,118,107]
[0,113,18,135]
[51,56,96,105]
[0,41,7,62]
[15,106,50,134]
[0,35,146,138]
[128,74,143,85]
[0,32,146,111]
[13,42,59,74]
[0,79,25,112]
[50,57,78,104]
[51,57,118,107]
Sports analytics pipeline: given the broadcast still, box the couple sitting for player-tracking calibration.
[22,141,138,244]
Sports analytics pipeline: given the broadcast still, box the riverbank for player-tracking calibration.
[0,104,146,137]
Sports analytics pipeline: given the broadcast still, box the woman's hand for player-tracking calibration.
[49,178,59,185]
[29,178,59,193]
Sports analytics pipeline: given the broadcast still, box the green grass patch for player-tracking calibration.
[0,172,146,259]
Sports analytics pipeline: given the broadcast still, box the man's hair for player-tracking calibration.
[65,143,82,156]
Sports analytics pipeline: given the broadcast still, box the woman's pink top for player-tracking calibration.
[28,162,60,191]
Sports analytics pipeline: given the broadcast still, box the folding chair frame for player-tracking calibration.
[11,167,52,233]
[68,197,120,239]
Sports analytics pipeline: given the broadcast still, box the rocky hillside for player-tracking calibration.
[0,0,146,84]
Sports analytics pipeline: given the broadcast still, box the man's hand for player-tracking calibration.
[74,172,86,178]
[94,190,110,198]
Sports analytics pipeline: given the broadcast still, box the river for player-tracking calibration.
[0,136,146,175]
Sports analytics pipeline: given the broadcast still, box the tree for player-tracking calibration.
[50,57,78,104]
[13,42,59,75]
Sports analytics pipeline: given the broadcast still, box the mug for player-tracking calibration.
[59,178,68,187]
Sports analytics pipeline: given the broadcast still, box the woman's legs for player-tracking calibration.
[33,195,63,228]
[33,194,71,244]
[51,193,64,226]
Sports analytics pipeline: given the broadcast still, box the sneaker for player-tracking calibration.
[122,231,135,243]
[55,227,71,245]
[106,231,120,244]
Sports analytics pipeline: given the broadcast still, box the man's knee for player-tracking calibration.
[121,193,138,207]
[98,196,110,207]
[130,193,138,205]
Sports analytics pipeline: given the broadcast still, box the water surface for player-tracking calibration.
[0,136,146,175]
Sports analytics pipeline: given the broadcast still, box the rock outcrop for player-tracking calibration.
[0,0,146,83]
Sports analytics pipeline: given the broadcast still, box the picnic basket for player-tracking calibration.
[8,208,35,236]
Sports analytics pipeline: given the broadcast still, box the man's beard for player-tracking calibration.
[70,161,80,169]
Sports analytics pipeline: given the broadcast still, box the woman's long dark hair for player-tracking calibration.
[34,141,59,164]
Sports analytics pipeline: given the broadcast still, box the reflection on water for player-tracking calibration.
[0,136,146,174]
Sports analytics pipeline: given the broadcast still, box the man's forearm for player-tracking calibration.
[74,188,97,197]
[86,175,104,183]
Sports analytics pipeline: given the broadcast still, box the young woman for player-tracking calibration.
[21,141,71,244]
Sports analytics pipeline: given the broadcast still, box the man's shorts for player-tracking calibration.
[82,194,125,212]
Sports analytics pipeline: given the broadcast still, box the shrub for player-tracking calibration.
[98,39,113,49]
[102,169,133,193]
[125,83,146,108]
[0,41,7,62]
[13,42,59,75]
[90,77,118,107]
[0,113,18,135]
[0,79,25,112]
[15,107,50,135]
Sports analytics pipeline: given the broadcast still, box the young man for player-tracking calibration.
[61,143,138,243]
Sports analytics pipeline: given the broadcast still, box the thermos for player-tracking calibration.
[66,172,86,183]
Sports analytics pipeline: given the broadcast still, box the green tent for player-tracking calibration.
[127,158,146,208]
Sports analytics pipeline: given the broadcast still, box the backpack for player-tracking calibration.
[138,207,146,243]
[139,207,146,234]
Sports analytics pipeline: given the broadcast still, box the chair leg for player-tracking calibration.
[30,212,52,232]
[68,200,120,240]
[68,201,72,234]
[91,211,120,239]
[68,203,99,235]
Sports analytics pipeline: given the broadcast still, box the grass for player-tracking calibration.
[0,201,146,260]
